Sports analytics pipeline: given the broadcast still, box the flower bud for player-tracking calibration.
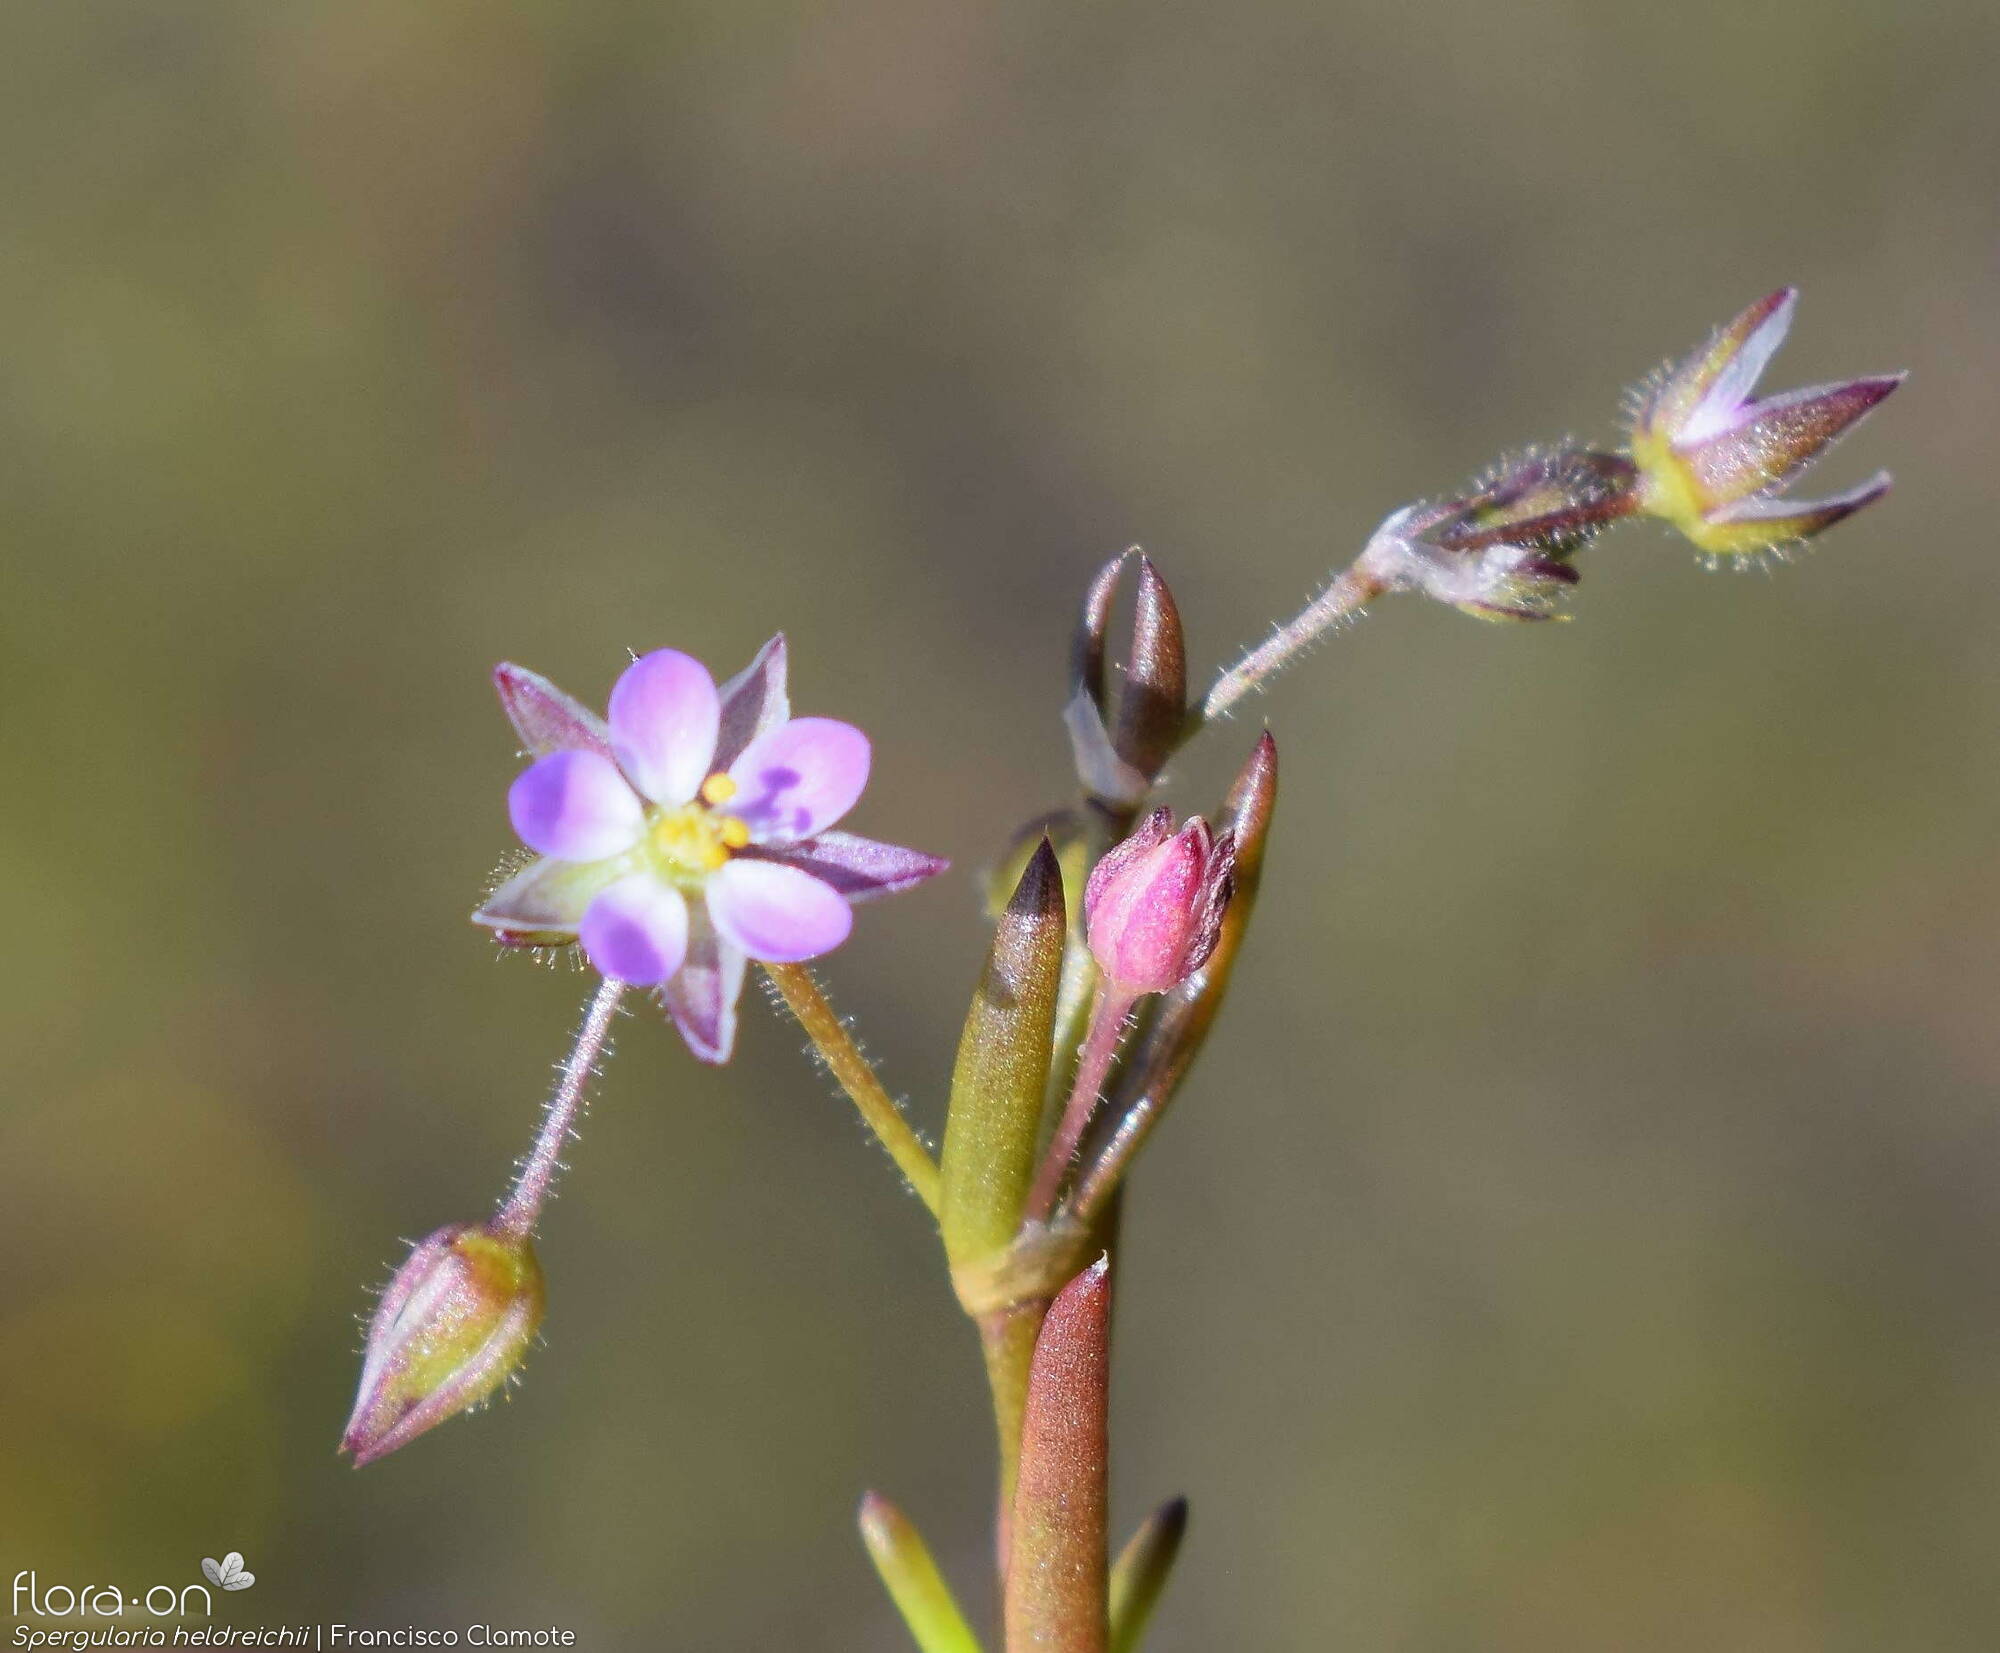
[1064,552,1188,810]
[341,1220,545,1467]
[1084,809,1235,996]
[1629,287,1901,557]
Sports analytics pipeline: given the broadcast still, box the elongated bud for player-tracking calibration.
[341,1220,545,1467]
[1006,1256,1112,1653]
[1083,810,1234,996]
[1108,1497,1188,1653]
[1064,553,1187,810]
[858,1493,985,1653]
[1628,288,1902,558]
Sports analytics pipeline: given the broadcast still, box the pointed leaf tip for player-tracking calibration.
[940,840,1067,1272]
[1108,1497,1189,1653]
[859,1493,986,1653]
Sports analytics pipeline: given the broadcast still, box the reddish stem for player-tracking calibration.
[492,978,625,1240]
[1024,984,1138,1225]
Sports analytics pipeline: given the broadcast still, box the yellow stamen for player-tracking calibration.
[700,772,738,806]
[718,817,751,849]
[650,806,732,875]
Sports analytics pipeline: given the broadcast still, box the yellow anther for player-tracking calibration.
[700,772,738,806]
[647,801,746,882]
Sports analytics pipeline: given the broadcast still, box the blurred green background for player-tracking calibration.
[4,0,1997,1647]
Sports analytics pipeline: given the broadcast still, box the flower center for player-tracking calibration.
[645,774,751,885]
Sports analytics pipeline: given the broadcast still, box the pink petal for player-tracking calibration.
[1083,808,1173,925]
[713,634,791,771]
[508,750,644,861]
[726,717,871,842]
[1681,287,1798,443]
[493,663,613,759]
[659,911,749,1064]
[607,649,721,806]
[706,859,853,963]
[578,876,690,986]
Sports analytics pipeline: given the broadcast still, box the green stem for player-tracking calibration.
[763,962,941,1216]
[979,1300,1048,1585]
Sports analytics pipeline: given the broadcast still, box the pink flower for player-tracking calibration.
[1083,809,1235,996]
[474,637,946,1062]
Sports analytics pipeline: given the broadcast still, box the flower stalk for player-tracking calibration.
[1023,983,1137,1226]
[1200,562,1382,725]
[763,961,941,1215]
[493,977,627,1241]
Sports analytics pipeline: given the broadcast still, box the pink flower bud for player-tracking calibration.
[341,1220,545,1467]
[1083,809,1235,996]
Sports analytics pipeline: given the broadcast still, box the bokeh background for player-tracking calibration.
[4,0,1998,1647]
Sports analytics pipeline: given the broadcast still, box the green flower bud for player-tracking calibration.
[341,1221,545,1467]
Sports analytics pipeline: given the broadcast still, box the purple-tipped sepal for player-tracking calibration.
[341,1220,545,1468]
[1629,288,1903,556]
[493,662,613,761]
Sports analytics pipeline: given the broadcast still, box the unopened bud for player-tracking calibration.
[341,1220,545,1467]
[1065,552,1188,809]
[1084,809,1235,995]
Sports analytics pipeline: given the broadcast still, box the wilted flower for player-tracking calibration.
[1629,287,1902,557]
[1353,449,1639,622]
[341,1221,544,1467]
[476,637,946,1062]
[1083,809,1235,995]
